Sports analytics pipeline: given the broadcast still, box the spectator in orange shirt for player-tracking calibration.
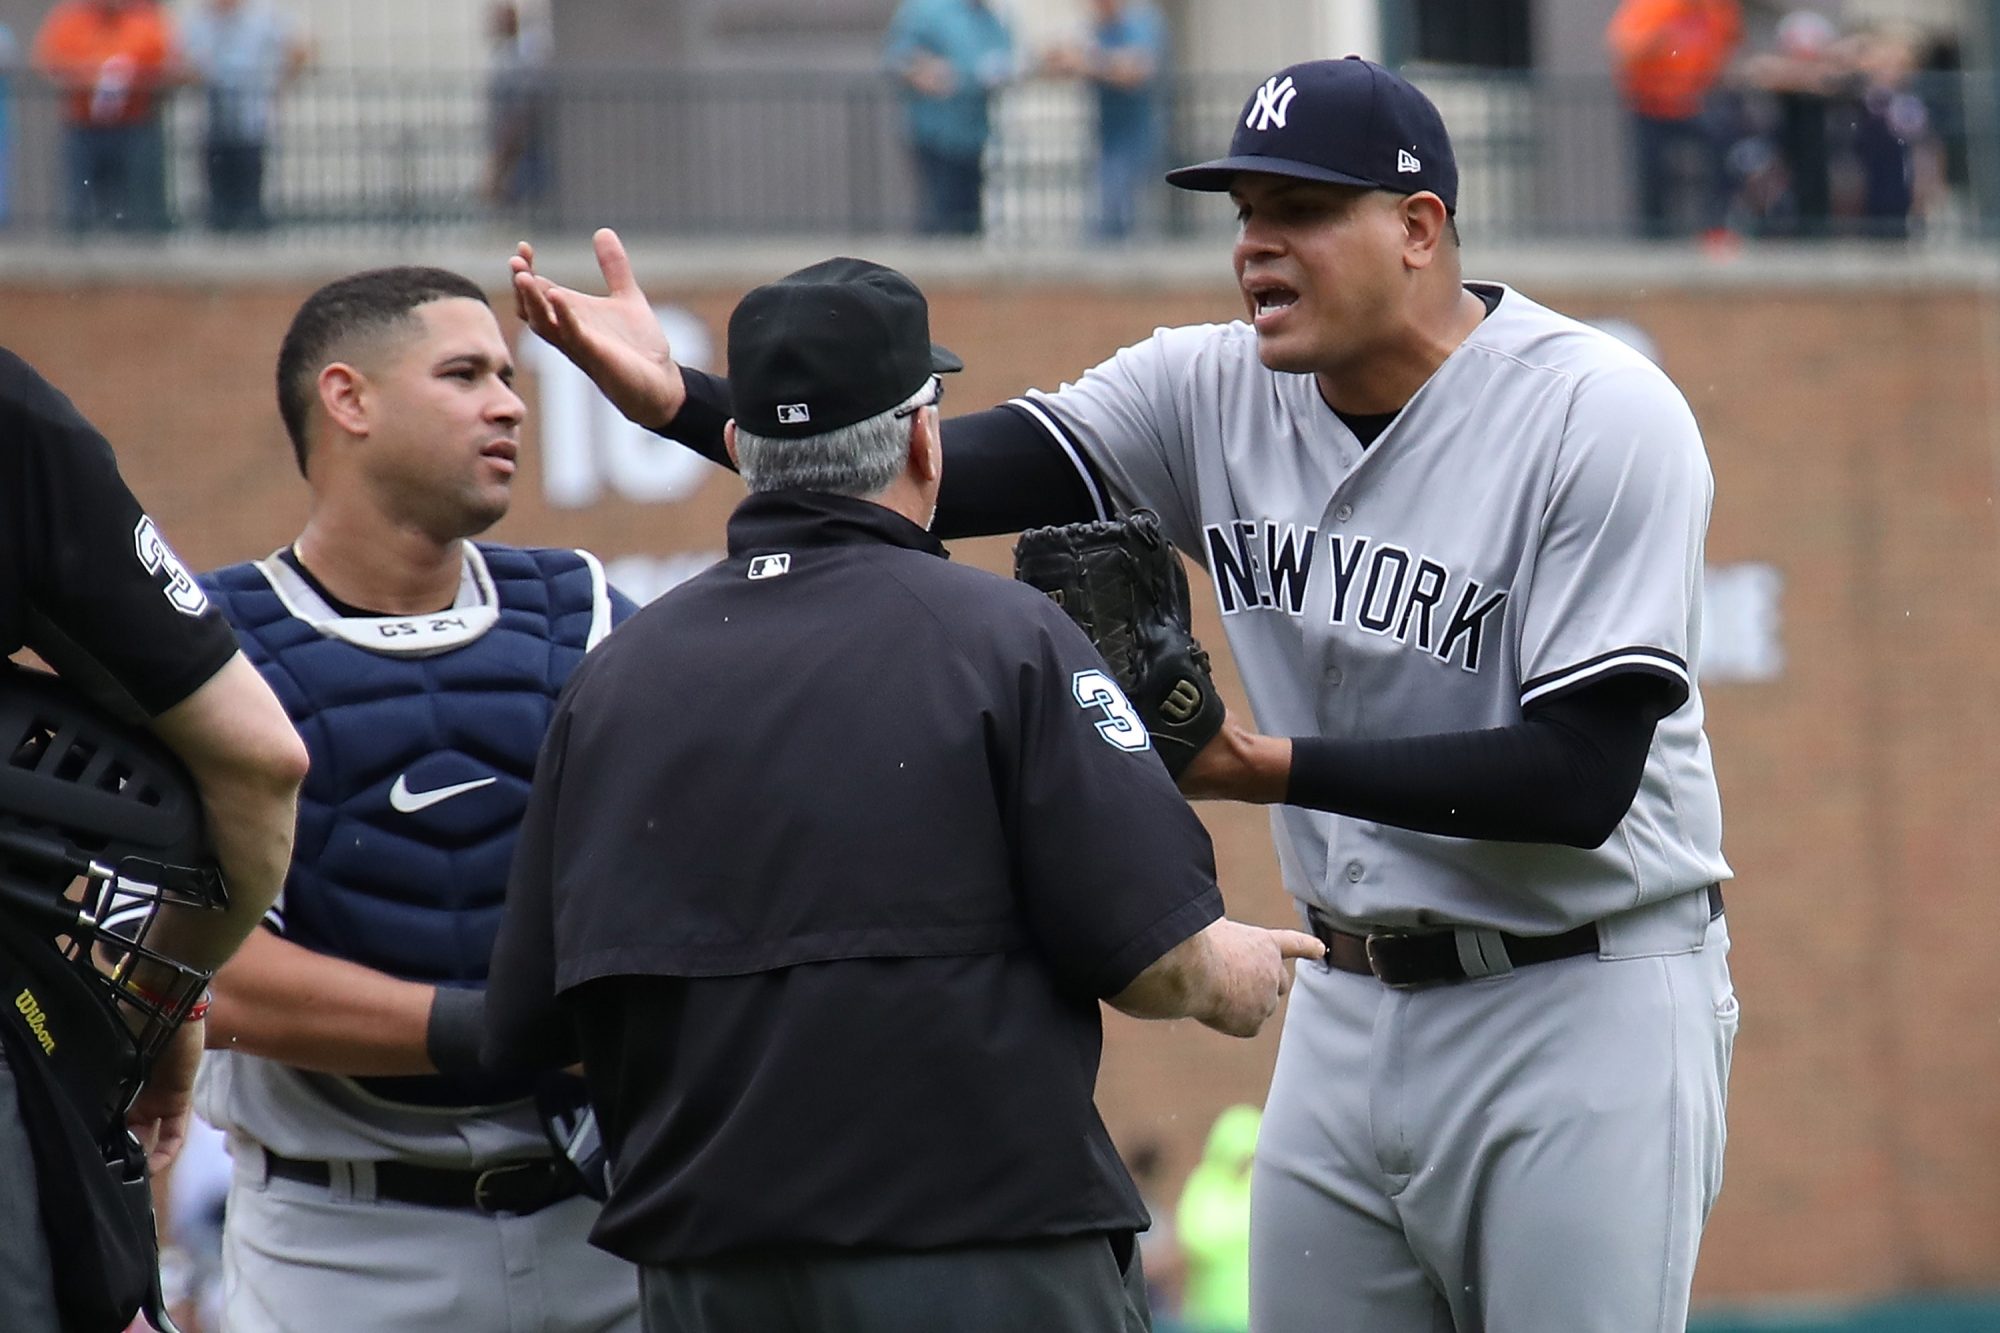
[31,0,178,233]
[1607,0,1742,240]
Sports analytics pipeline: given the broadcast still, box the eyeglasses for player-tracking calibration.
[893,375,945,419]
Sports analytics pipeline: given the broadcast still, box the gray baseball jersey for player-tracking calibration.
[1017,281,1730,937]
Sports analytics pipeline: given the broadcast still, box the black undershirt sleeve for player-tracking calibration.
[659,371,1100,538]
[1284,674,1673,849]
[931,404,1101,537]
[662,367,734,469]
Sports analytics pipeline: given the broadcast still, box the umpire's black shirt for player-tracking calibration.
[487,489,1224,1266]
[1,347,236,713]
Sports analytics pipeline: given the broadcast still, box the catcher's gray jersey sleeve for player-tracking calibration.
[1517,358,1713,711]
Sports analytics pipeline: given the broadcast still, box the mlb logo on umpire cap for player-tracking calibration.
[1166,55,1458,213]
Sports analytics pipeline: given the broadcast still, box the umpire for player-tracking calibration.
[1,347,308,1331]
[484,257,1320,1333]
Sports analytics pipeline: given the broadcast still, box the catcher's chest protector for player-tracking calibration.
[202,544,615,1102]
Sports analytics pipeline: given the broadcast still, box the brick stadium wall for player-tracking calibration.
[5,274,1996,1307]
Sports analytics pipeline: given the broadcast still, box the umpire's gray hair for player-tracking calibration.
[733,379,933,498]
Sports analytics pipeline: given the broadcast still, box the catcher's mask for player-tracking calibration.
[0,662,227,1147]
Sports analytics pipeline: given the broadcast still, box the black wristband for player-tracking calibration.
[424,985,488,1076]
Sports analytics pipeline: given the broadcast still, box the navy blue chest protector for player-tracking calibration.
[203,543,619,1106]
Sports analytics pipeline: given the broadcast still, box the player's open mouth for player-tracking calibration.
[1247,284,1300,329]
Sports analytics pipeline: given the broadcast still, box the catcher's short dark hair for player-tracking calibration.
[276,266,489,474]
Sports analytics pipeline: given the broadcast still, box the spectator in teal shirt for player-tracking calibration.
[885,0,1014,235]
[1047,0,1168,240]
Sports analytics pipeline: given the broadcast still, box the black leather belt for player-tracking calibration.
[263,1151,579,1216]
[1309,884,1724,989]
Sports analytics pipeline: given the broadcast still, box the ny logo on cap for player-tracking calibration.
[777,403,811,425]
[1397,149,1421,173]
[1246,75,1298,132]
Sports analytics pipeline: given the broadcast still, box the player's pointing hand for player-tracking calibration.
[509,227,687,429]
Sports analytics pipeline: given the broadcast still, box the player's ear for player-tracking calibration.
[1400,192,1451,271]
[317,362,371,439]
[723,419,740,470]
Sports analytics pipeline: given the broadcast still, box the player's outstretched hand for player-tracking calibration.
[510,228,686,429]
[1195,918,1324,1039]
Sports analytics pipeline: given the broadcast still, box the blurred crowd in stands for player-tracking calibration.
[1609,0,1963,246]
[0,7,1973,243]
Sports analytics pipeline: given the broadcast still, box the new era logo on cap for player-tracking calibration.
[1397,149,1421,173]
[777,403,811,425]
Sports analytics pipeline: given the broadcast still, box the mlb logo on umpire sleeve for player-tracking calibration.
[777,404,811,425]
[748,554,792,581]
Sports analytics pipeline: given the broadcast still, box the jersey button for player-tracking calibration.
[1325,667,1343,686]
[1344,861,1364,883]
[1334,503,1354,522]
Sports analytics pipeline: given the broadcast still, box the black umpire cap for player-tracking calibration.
[1166,56,1458,214]
[728,257,964,440]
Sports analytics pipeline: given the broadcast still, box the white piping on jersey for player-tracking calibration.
[254,545,501,657]
[575,547,615,649]
[1010,397,1111,521]
[1519,648,1689,708]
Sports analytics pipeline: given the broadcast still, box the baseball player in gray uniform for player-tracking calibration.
[511,55,1737,1333]
[197,268,641,1333]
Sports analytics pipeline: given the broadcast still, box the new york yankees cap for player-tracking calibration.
[728,257,963,440]
[1166,56,1458,213]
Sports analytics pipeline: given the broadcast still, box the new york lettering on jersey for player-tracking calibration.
[1203,521,1509,673]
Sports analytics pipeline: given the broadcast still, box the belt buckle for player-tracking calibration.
[473,1160,549,1215]
[1362,934,1423,990]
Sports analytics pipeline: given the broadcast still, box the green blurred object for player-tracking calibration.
[1689,1295,2000,1332]
[1176,1105,1261,1333]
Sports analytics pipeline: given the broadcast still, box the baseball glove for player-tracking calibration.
[1014,509,1226,778]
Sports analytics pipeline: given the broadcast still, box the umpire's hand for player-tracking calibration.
[1111,917,1323,1038]
[1193,918,1324,1038]
[126,1017,203,1173]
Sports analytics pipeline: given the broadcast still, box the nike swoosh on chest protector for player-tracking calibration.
[388,774,499,813]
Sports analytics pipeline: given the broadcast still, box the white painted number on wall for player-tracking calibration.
[1700,563,1785,683]
[132,516,209,617]
[522,305,720,508]
[1073,669,1151,753]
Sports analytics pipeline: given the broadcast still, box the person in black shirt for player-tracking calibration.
[483,259,1321,1333]
[0,348,308,1332]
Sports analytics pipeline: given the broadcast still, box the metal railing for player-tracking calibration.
[0,65,1990,247]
